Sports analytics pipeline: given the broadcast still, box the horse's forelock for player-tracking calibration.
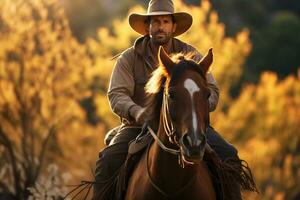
[145,52,200,95]
[170,59,207,87]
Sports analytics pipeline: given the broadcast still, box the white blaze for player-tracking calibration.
[184,79,200,135]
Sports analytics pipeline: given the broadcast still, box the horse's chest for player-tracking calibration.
[125,163,216,200]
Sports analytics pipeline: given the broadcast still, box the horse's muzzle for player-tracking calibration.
[179,133,206,163]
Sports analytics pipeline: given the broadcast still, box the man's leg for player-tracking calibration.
[206,126,242,200]
[206,126,238,160]
[93,126,141,200]
[103,126,120,146]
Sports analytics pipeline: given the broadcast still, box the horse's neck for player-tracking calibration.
[148,126,197,189]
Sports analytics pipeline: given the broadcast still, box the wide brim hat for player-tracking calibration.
[129,0,193,37]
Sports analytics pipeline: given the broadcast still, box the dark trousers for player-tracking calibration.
[94,127,142,182]
[94,126,240,198]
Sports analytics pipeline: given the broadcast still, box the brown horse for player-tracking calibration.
[125,47,220,200]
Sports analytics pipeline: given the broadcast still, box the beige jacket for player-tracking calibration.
[108,36,219,125]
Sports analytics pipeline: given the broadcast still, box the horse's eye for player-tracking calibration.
[168,91,175,100]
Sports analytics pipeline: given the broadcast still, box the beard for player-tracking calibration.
[150,31,173,45]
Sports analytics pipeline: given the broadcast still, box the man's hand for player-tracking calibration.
[129,105,149,125]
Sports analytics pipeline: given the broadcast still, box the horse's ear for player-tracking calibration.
[159,46,175,75]
[198,48,213,74]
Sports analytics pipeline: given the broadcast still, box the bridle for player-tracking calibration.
[147,88,181,150]
[145,88,198,198]
[146,86,209,167]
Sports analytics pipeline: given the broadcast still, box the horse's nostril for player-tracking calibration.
[187,135,192,146]
[180,134,206,163]
[186,135,202,147]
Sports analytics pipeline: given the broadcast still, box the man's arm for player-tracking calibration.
[107,49,142,122]
[206,73,219,112]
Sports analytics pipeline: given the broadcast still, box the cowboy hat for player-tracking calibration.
[129,0,193,37]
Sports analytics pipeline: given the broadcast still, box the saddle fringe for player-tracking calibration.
[204,148,259,200]
[63,170,120,200]
[63,180,94,200]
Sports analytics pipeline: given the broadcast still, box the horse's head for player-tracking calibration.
[146,46,213,164]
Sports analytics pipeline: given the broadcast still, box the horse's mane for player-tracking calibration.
[144,51,204,128]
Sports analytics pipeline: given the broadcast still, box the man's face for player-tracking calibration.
[147,15,177,45]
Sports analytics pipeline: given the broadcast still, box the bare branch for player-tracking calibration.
[33,125,56,182]
[0,126,21,196]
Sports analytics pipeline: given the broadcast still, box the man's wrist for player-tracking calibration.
[128,105,142,119]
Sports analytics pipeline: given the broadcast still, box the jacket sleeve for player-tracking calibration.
[107,49,139,121]
[206,73,219,112]
[186,45,220,112]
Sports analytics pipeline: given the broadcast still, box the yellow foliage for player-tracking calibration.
[0,0,105,194]
[94,93,119,128]
[216,72,300,140]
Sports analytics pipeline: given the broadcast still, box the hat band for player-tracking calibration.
[145,11,174,16]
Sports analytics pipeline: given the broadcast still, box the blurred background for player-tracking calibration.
[0,0,299,199]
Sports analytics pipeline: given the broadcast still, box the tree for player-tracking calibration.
[0,0,101,198]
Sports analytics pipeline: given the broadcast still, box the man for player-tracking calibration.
[94,0,241,199]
